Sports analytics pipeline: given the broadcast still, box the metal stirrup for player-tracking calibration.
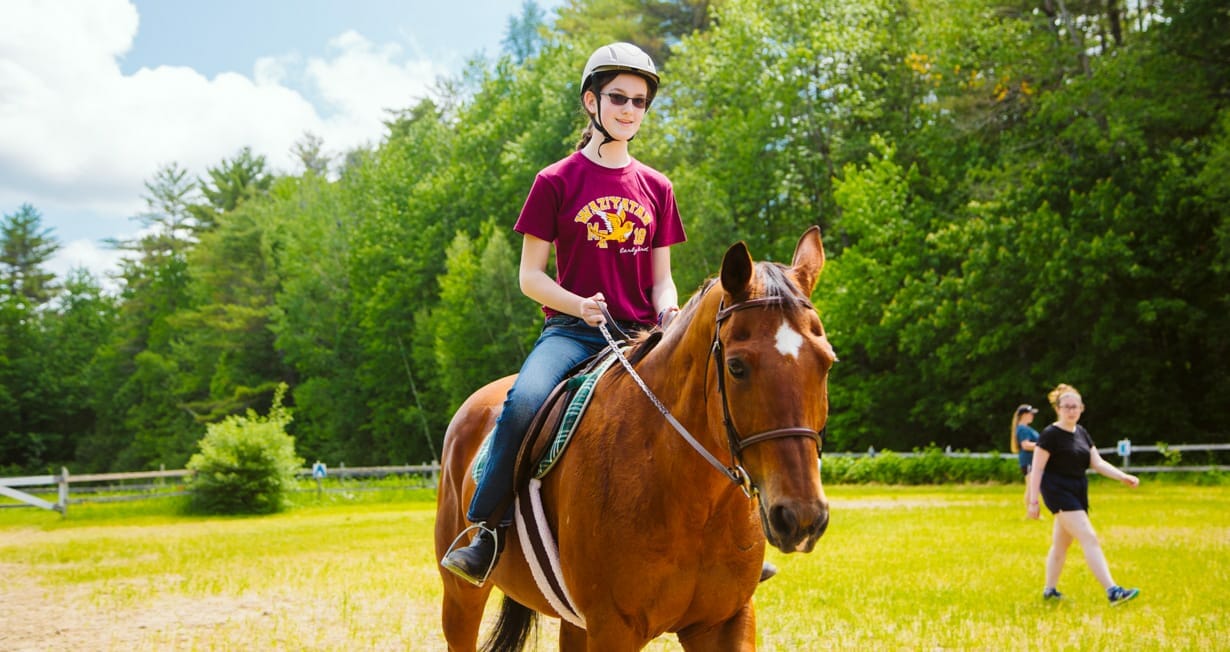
[443,523,500,585]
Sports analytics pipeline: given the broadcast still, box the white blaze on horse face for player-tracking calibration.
[774,320,804,359]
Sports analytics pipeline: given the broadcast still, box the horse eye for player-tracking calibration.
[727,358,747,379]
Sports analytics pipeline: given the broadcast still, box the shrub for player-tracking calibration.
[1193,470,1227,486]
[185,385,303,515]
[821,445,1019,484]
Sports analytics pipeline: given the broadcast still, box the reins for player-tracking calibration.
[597,305,743,487]
[597,297,823,498]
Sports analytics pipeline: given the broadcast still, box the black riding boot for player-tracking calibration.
[441,527,504,587]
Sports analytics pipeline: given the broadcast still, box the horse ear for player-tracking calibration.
[720,240,754,300]
[791,226,825,295]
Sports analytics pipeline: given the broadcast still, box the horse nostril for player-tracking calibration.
[815,506,830,537]
[769,504,798,540]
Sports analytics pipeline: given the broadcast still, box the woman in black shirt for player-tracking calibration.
[1026,383,1141,606]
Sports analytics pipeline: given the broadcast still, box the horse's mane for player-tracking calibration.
[757,261,813,305]
[623,330,661,365]
[618,261,812,367]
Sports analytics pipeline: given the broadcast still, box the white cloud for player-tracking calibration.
[307,31,441,133]
[50,238,127,291]
[0,0,448,283]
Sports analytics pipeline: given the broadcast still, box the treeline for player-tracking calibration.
[2,0,1227,474]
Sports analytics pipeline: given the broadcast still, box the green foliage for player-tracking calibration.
[431,223,539,413]
[3,0,1229,475]
[1,203,59,304]
[80,165,201,472]
[822,446,1019,485]
[191,146,274,231]
[1192,471,1228,487]
[0,261,116,471]
[1153,442,1182,467]
[173,196,288,422]
[264,173,364,465]
[185,385,302,514]
[555,0,713,67]
[501,0,548,63]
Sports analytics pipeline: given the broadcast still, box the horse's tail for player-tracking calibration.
[480,595,538,652]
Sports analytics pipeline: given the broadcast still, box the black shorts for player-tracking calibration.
[1040,472,1089,514]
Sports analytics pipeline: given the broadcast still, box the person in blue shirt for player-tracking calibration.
[1011,403,1040,508]
[1011,403,1040,476]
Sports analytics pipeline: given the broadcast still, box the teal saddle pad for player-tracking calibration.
[472,351,620,482]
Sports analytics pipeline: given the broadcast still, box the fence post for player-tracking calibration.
[57,467,69,517]
[1117,439,1132,468]
[312,461,327,501]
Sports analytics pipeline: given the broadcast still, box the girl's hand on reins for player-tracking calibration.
[580,293,607,327]
[657,306,679,329]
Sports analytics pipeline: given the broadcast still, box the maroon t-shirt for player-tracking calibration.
[514,151,686,324]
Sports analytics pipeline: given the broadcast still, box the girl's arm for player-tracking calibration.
[1090,446,1140,488]
[650,246,679,326]
[1026,448,1049,518]
[1021,439,1037,451]
[518,234,607,326]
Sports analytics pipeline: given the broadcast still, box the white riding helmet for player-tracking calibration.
[580,42,659,94]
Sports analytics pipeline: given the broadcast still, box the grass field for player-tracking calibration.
[1,482,1227,650]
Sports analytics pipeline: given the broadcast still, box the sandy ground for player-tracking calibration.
[2,564,294,651]
[0,561,449,651]
[0,559,693,651]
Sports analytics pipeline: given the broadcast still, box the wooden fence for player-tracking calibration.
[831,443,1230,472]
[3,443,1226,516]
[0,464,439,516]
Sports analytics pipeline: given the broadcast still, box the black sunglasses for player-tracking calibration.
[600,92,650,109]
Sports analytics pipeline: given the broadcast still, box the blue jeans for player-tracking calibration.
[466,316,612,525]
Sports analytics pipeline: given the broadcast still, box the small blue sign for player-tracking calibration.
[1116,439,1131,457]
[312,462,327,479]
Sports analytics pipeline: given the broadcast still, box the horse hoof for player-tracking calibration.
[759,561,778,583]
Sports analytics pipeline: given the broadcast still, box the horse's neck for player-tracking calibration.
[622,318,731,467]
[636,324,712,414]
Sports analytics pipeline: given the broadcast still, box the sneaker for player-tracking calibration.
[1107,586,1140,606]
[441,528,501,587]
[1042,588,1063,600]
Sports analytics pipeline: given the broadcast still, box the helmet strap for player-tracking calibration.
[590,96,634,158]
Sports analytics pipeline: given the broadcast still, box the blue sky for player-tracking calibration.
[0,0,564,284]
[120,0,533,114]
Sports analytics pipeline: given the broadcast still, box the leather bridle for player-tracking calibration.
[711,296,825,496]
[599,294,826,498]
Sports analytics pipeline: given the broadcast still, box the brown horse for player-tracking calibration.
[435,227,835,651]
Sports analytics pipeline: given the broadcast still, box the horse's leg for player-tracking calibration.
[440,578,493,652]
[677,603,756,652]
[558,621,587,652]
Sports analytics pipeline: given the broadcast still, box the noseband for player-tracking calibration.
[712,296,825,496]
